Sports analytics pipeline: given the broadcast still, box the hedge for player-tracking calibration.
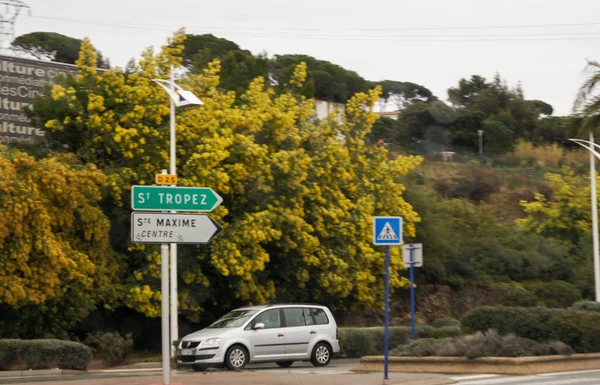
[570,300,600,313]
[391,330,573,358]
[462,306,600,353]
[338,326,461,357]
[0,339,92,371]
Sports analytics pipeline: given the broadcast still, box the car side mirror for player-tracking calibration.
[253,322,265,330]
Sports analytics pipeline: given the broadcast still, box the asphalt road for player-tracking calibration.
[450,370,600,385]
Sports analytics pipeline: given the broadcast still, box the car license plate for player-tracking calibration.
[180,349,194,356]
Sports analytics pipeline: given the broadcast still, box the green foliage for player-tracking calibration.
[183,34,269,96]
[89,332,134,367]
[377,80,437,109]
[11,32,109,67]
[270,54,369,103]
[338,326,461,357]
[403,183,572,287]
[530,281,582,308]
[390,338,445,357]
[447,74,554,152]
[462,307,558,342]
[431,318,461,328]
[570,300,600,312]
[493,281,581,308]
[0,339,92,370]
[433,168,502,202]
[388,101,456,152]
[494,283,539,307]
[369,116,396,143]
[398,330,573,359]
[462,306,600,352]
[574,60,600,131]
[0,340,18,370]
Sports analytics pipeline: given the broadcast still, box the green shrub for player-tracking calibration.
[530,281,581,308]
[431,318,461,329]
[96,332,134,367]
[0,339,91,370]
[0,340,19,370]
[426,326,462,339]
[435,330,572,359]
[462,306,600,353]
[390,330,573,359]
[461,306,556,342]
[339,327,410,357]
[390,338,447,357]
[56,340,94,370]
[339,328,377,357]
[570,300,600,313]
[19,340,53,369]
[495,283,539,307]
[339,326,462,357]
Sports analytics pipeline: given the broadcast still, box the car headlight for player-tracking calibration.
[200,338,221,347]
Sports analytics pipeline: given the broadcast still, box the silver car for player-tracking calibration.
[177,304,340,371]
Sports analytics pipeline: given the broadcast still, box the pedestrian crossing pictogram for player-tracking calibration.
[377,222,399,241]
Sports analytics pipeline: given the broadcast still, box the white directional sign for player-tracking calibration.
[131,212,222,244]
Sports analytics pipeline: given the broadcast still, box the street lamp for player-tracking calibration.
[569,133,600,302]
[153,67,203,360]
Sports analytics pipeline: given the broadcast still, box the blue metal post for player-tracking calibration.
[410,245,416,340]
[384,245,390,380]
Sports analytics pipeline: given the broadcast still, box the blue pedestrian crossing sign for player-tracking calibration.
[373,217,402,246]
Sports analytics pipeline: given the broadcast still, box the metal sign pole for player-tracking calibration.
[384,245,390,380]
[161,243,170,385]
[373,217,402,381]
[410,245,416,340]
[169,65,179,357]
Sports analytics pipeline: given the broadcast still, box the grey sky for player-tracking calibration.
[12,0,600,115]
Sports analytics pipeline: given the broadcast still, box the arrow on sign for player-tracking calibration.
[131,212,222,244]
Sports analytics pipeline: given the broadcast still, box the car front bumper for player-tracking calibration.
[177,346,224,366]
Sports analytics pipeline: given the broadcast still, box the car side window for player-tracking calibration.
[253,309,281,329]
[302,308,314,325]
[311,308,329,325]
[283,308,306,327]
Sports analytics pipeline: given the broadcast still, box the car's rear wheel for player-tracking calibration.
[191,364,207,372]
[276,361,294,368]
[225,345,248,371]
[310,342,332,367]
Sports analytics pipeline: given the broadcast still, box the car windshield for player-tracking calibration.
[208,310,258,329]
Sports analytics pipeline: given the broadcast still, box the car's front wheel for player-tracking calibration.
[225,345,248,371]
[276,361,294,368]
[310,342,332,367]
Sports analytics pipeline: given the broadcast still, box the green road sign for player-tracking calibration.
[131,185,223,212]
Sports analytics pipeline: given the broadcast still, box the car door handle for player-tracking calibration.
[278,333,284,337]
[310,331,316,334]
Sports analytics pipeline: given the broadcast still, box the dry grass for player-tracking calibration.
[513,140,589,169]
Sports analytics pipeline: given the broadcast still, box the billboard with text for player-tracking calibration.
[0,55,78,144]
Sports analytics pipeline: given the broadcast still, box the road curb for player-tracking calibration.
[355,353,600,375]
[0,368,86,378]
[387,378,458,385]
